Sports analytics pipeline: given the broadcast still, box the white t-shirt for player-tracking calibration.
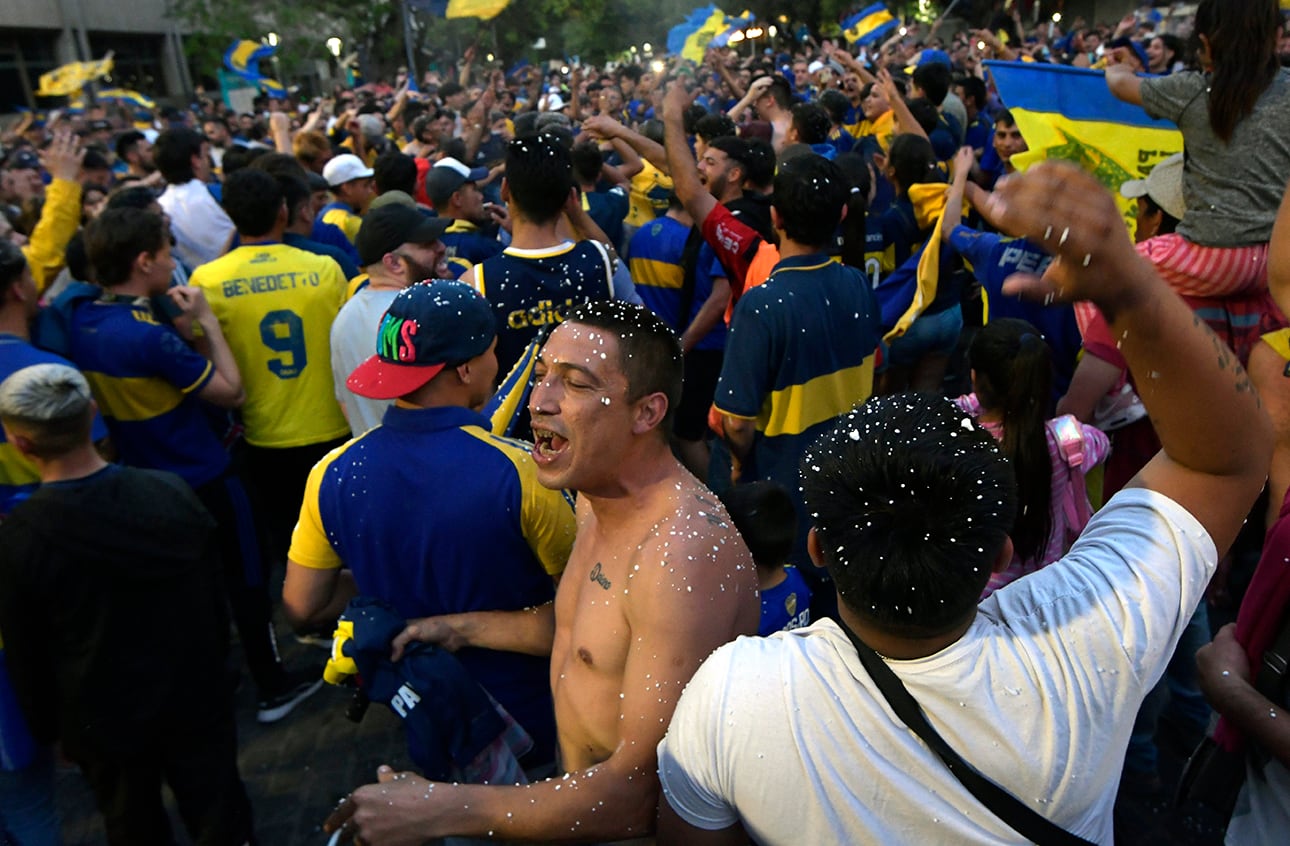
[330,286,400,435]
[658,488,1215,845]
[158,179,235,271]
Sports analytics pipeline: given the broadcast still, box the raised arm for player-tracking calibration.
[1104,59,1144,107]
[983,162,1272,554]
[662,85,717,227]
[879,67,927,141]
[728,75,772,122]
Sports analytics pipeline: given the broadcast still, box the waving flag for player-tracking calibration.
[84,88,156,110]
[36,55,114,97]
[842,4,899,46]
[224,40,286,99]
[667,5,731,62]
[985,60,1182,232]
[486,333,543,439]
[410,0,512,19]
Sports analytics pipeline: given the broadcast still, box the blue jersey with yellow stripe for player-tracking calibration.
[626,215,726,351]
[441,220,503,279]
[311,201,363,266]
[289,404,575,763]
[473,241,615,378]
[67,298,228,488]
[0,335,108,517]
[715,255,881,557]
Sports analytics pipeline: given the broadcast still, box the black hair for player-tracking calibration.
[790,103,831,145]
[440,137,468,162]
[114,130,147,161]
[251,152,309,182]
[439,81,464,99]
[570,140,604,186]
[104,185,158,211]
[741,138,775,189]
[801,394,1016,635]
[220,145,267,177]
[706,135,751,179]
[1141,195,1181,235]
[0,240,27,295]
[505,133,574,224]
[955,75,988,111]
[84,207,168,287]
[1193,0,1281,142]
[817,89,851,125]
[618,65,642,84]
[912,61,952,106]
[694,113,737,144]
[221,168,284,237]
[639,118,665,146]
[564,300,683,432]
[968,318,1054,564]
[682,104,708,136]
[64,231,92,283]
[720,481,797,570]
[374,150,418,195]
[995,107,1018,129]
[81,148,111,172]
[905,98,940,135]
[771,154,848,248]
[887,134,939,197]
[764,75,794,110]
[833,152,870,271]
[154,127,205,184]
[1154,33,1186,69]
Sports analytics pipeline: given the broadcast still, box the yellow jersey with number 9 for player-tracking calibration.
[191,243,350,448]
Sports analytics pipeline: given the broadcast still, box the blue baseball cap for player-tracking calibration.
[347,280,495,400]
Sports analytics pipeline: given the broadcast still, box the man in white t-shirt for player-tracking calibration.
[330,205,449,434]
[656,162,1274,845]
[154,127,234,271]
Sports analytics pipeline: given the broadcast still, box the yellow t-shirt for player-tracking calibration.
[190,243,350,448]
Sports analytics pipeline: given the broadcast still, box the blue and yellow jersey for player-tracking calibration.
[67,298,229,488]
[627,215,727,351]
[0,335,108,516]
[289,404,575,762]
[626,160,674,229]
[715,254,881,500]
[441,220,503,279]
[472,240,615,378]
[311,201,365,269]
[190,243,350,449]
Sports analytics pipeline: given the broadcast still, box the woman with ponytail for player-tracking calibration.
[1106,0,1290,298]
[956,318,1110,599]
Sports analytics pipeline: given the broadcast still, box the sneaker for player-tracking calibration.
[294,632,334,650]
[256,676,324,724]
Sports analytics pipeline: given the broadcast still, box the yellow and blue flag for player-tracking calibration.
[224,40,286,99]
[842,4,899,47]
[985,60,1182,233]
[486,333,542,438]
[36,55,114,97]
[667,5,732,62]
[74,88,156,110]
[410,0,512,19]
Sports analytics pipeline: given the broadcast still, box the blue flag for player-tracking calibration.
[842,4,899,46]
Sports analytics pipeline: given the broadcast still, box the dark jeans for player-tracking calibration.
[195,472,286,699]
[77,709,253,846]
[242,438,349,564]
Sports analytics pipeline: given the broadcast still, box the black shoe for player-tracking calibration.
[256,675,324,724]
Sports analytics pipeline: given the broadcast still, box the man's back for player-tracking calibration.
[473,241,615,377]
[660,488,1215,843]
[0,465,228,756]
[290,404,576,760]
[190,243,349,448]
[551,466,759,771]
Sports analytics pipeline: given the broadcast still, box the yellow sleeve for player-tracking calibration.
[341,211,364,243]
[22,178,82,294]
[519,464,577,577]
[287,453,344,570]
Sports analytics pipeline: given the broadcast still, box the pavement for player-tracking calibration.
[47,614,1229,846]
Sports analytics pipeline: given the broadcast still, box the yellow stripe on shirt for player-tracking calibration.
[748,355,877,438]
[83,371,185,422]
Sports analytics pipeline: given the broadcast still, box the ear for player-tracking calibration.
[133,250,154,278]
[770,205,784,232]
[277,200,289,225]
[6,429,37,461]
[630,391,669,435]
[382,251,405,278]
[991,536,1015,574]
[807,527,825,568]
[500,177,511,204]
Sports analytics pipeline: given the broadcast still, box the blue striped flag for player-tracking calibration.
[486,333,543,438]
[842,4,899,46]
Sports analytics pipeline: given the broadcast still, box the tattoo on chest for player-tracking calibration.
[589,562,612,590]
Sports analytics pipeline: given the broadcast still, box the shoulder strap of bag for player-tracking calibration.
[835,617,1096,846]
[677,226,706,335]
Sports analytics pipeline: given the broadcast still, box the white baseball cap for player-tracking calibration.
[1120,152,1185,221]
[323,153,375,187]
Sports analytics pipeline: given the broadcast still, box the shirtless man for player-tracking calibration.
[326,300,760,844]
